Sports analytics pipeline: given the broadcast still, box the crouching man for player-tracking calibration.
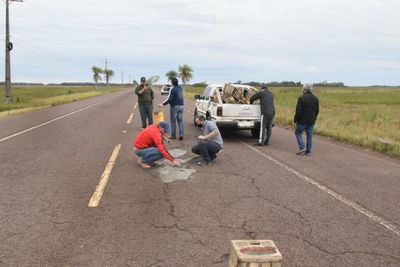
[134,121,181,169]
[191,115,223,166]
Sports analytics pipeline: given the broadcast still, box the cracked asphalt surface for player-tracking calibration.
[1,89,400,266]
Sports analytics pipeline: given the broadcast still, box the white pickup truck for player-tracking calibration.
[193,84,261,138]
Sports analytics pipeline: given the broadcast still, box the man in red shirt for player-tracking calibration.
[134,121,181,169]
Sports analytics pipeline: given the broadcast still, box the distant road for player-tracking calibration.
[0,90,399,266]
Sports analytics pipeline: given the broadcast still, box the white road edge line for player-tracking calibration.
[239,140,400,237]
[0,93,125,143]
[134,103,138,110]
[88,144,121,208]
[127,113,134,124]
[183,107,400,236]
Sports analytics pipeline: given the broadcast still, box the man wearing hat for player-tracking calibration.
[135,77,154,130]
[134,121,181,169]
[250,84,275,146]
[294,83,319,156]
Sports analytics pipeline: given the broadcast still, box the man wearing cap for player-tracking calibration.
[294,83,319,156]
[250,84,275,146]
[135,77,154,130]
[134,121,181,169]
[161,77,185,140]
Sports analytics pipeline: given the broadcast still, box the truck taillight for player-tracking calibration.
[217,107,223,116]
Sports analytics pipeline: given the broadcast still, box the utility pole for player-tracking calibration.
[104,58,109,72]
[4,0,23,104]
[128,74,131,84]
[121,70,124,85]
[104,57,110,86]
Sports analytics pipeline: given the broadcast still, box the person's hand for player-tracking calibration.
[171,159,181,167]
[158,103,163,108]
[198,135,206,140]
[164,135,172,144]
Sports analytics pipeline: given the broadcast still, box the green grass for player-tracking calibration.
[0,85,128,118]
[185,85,400,157]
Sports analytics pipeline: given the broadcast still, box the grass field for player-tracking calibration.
[0,86,128,118]
[185,86,400,157]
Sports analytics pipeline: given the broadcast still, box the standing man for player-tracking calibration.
[134,121,181,169]
[135,77,154,130]
[161,77,184,140]
[294,83,319,156]
[191,115,223,166]
[250,84,275,146]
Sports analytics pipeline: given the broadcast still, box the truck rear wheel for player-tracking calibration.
[193,108,198,125]
[251,127,260,138]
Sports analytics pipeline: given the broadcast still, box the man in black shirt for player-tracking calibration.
[135,77,154,130]
[250,84,275,146]
[294,83,319,156]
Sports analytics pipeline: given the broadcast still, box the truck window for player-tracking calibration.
[202,87,213,100]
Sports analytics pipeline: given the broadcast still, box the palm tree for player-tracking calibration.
[147,76,160,85]
[104,69,114,86]
[92,66,104,86]
[165,70,178,82]
[178,64,193,85]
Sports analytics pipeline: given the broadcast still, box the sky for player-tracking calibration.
[0,0,399,85]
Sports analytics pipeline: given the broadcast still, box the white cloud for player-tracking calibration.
[0,0,399,84]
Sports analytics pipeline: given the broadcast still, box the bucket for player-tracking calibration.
[153,108,165,124]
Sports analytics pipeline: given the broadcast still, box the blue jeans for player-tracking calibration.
[135,147,163,164]
[170,105,184,138]
[191,140,221,163]
[139,104,153,129]
[295,124,314,153]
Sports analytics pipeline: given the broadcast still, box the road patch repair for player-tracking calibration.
[151,148,197,183]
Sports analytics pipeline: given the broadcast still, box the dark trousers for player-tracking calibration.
[139,104,153,129]
[259,113,274,145]
[191,140,221,163]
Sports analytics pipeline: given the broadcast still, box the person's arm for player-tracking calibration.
[294,97,303,123]
[315,98,319,119]
[150,87,154,101]
[249,92,261,104]
[162,87,174,105]
[154,133,174,161]
[198,130,217,140]
[135,85,148,95]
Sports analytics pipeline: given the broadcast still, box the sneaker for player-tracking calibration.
[296,149,306,155]
[170,136,177,140]
[253,143,263,146]
[141,162,152,169]
[196,161,212,166]
[305,152,312,156]
[178,136,184,141]
[137,158,142,165]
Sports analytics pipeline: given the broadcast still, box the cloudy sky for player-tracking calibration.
[1,0,400,85]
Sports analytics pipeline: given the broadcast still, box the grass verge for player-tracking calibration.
[0,86,128,119]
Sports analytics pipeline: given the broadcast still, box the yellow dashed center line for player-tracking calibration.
[88,144,121,208]
[127,113,134,124]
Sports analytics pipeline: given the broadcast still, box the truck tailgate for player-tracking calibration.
[218,103,260,118]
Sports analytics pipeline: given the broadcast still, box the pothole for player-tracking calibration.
[154,148,197,183]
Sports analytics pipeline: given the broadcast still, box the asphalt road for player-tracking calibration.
[1,89,399,266]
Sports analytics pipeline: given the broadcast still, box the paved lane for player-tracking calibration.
[0,89,399,266]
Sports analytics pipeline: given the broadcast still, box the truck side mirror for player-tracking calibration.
[194,94,201,99]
